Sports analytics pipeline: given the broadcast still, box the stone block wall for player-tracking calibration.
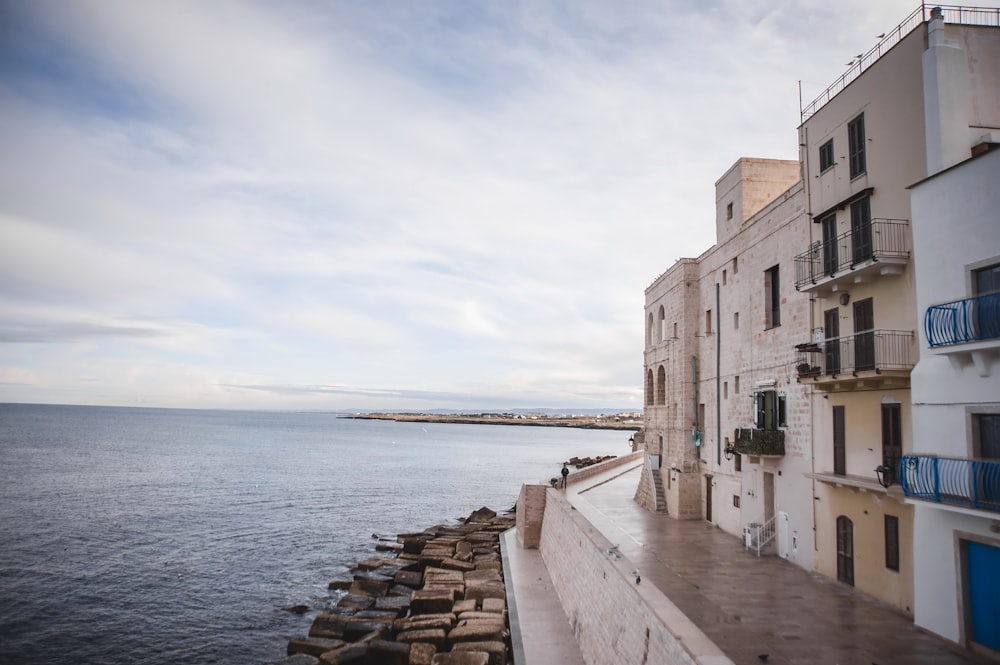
[514,484,547,549]
[537,490,733,665]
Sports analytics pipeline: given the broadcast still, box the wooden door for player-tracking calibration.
[836,516,854,586]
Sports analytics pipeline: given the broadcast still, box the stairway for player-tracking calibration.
[744,515,776,556]
[652,469,666,512]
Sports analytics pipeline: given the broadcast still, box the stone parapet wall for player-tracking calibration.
[538,491,733,665]
[566,450,644,485]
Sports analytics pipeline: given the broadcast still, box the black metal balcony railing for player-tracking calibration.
[818,329,913,376]
[925,292,1000,347]
[794,219,909,290]
[900,454,1000,512]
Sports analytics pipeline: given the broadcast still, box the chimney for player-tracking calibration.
[922,6,970,175]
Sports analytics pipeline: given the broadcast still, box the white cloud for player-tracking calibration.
[0,0,920,409]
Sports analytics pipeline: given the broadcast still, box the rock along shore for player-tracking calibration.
[268,506,516,665]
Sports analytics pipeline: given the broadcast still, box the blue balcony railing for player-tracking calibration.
[900,455,1000,512]
[925,292,1000,347]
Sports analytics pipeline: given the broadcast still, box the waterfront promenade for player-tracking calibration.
[506,463,994,665]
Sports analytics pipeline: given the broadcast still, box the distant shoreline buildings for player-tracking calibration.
[637,4,1000,654]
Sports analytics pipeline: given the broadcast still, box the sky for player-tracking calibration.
[0,0,925,412]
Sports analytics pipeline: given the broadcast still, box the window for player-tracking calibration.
[884,515,900,571]
[657,306,666,342]
[753,390,786,430]
[656,366,666,406]
[764,265,781,328]
[975,414,1000,459]
[645,369,654,406]
[724,381,729,399]
[726,202,733,220]
[819,139,835,172]
[673,322,678,338]
[734,312,739,330]
[735,453,742,472]
[733,257,739,274]
[733,494,740,508]
[848,113,866,178]
[723,269,727,285]
[706,309,713,334]
[735,375,740,394]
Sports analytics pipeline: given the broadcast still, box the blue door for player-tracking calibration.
[967,540,1000,652]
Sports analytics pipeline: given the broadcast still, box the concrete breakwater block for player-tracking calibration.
[410,588,457,614]
[367,638,410,665]
[392,613,455,633]
[396,627,448,649]
[409,642,438,665]
[452,641,507,665]
[448,618,506,643]
[430,651,489,665]
[283,507,515,665]
[287,636,346,658]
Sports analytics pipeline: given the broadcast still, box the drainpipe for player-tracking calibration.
[692,354,699,457]
[716,282,722,466]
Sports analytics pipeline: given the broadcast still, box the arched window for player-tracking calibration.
[656,365,666,406]
[657,306,666,342]
[645,369,654,406]
[647,312,654,348]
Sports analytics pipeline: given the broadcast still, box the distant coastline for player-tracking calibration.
[343,412,641,431]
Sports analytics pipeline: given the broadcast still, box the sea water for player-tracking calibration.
[0,403,629,664]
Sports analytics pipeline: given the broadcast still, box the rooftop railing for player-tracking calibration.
[801,4,1000,121]
[900,454,1000,513]
[925,292,1000,347]
[794,219,909,290]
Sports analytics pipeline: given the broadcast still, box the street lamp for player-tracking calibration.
[875,464,894,488]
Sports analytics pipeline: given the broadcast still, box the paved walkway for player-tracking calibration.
[560,465,993,665]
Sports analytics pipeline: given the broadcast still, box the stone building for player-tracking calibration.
[638,3,1000,639]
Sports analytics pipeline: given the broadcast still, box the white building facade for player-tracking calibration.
[906,10,1000,653]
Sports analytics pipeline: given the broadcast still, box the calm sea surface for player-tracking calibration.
[0,403,629,664]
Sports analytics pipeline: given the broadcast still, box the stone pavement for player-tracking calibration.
[563,465,994,665]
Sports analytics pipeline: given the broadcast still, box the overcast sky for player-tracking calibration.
[0,0,922,412]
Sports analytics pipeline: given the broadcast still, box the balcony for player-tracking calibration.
[733,428,785,457]
[924,292,1000,377]
[796,329,914,392]
[794,219,909,294]
[900,455,1000,514]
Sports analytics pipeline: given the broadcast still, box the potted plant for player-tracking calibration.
[797,362,821,378]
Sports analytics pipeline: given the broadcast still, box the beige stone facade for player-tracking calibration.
[639,5,1000,625]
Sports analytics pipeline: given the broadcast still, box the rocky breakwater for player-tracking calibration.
[269,507,515,665]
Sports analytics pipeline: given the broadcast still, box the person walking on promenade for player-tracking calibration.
[560,463,569,489]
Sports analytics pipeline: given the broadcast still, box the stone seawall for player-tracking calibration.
[532,481,734,665]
